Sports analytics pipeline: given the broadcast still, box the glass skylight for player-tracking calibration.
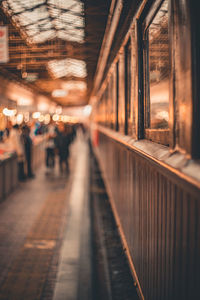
[48,58,87,79]
[2,0,85,44]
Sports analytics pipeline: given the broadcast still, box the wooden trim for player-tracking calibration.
[144,129,169,146]
[115,61,119,131]
[170,0,193,156]
[95,125,200,193]
[136,19,145,139]
[168,0,176,149]
[93,146,145,300]
[94,133,200,299]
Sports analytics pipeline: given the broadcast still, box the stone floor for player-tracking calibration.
[0,134,92,300]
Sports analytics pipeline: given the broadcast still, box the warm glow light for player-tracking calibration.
[17,98,33,106]
[62,81,87,92]
[63,115,79,123]
[37,102,49,112]
[16,113,23,124]
[83,105,92,116]
[3,108,17,117]
[63,115,69,123]
[55,106,62,114]
[49,104,56,114]
[52,90,68,97]
[24,112,30,123]
[39,115,45,122]
[52,114,59,121]
[32,112,41,119]
[44,114,51,124]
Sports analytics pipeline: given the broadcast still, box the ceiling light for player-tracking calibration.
[16,113,23,124]
[62,81,87,92]
[32,112,41,119]
[48,59,87,79]
[17,98,33,106]
[3,108,17,117]
[25,73,38,82]
[52,89,68,97]
[44,114,51,124]
[52,114,59,121]
[83,105,92,116]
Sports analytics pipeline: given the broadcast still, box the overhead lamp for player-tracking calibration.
[52,90,67,97]
[48,58,87,79]
[25,73,38,82]
[62,81,87,92]
[3,108,17,117]
[83,105,92,116]
[52,114,59,121]
[39,115,45,122]
[44,114,51,124]
[18,98,33,106]
[16,113,23,124]
[32,112,41,119]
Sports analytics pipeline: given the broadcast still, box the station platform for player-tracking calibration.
[0,132,138,300]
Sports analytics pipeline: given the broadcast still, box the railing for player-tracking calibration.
[96,131,200,300]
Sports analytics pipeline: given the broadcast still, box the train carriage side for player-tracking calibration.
[91,0,200,299]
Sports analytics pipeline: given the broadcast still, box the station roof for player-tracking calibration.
[0,0,111,106]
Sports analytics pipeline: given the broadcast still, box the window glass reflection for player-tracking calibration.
[147,0,169,129]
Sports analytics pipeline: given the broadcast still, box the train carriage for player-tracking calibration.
[90,0,200,299]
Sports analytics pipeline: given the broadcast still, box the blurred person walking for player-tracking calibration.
[22,125,35,178]
[55,123,71,173]
[9,124,26,181]
[4,120,12,140]
[45,120,56,170]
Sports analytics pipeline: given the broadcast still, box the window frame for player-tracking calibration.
[141,0,170,146]
[115,61,119,131]
[124,38,132,135]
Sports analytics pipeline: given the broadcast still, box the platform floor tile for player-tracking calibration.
[0,187,69,300]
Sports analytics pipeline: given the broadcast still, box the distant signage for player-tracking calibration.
[0,26,9,63]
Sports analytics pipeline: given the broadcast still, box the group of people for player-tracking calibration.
[4,119,76,181]
[9,123,34,181]
[45,121,76,174]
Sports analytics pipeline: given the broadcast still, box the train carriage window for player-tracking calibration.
[104,88,107,127]
[109,75,114,129]
[105,86,109,127]
[125,38,132,135]
[143,0,170,144]
[116,61,119,131]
